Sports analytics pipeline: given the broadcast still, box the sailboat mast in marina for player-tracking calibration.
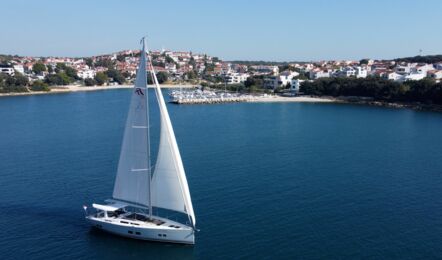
[84,38,196,244]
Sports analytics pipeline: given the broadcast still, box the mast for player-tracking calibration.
[141,37,153,220]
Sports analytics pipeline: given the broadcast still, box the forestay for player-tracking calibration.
[149,62,196,227]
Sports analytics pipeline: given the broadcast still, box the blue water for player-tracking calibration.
[1,89,442,259]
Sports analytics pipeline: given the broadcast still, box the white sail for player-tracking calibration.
[149,63,196,227]
[112,43,151,206]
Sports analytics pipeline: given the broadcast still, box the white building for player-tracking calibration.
[428,70,442,80]
[290,79,304,94]
[414,64,433,75]
[339,67,356,77]
[309,69,330,79]
[77,69,96,79]
[355,66,368,78]
[13,65,25,74]
[403,73,425,81]
[395,64,415,75]
[0,65,15,75]
[264,71,299,89]
[225,73,249,84]
[386,72,404,81]
[278,71,299,85]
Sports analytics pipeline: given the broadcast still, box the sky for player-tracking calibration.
[1,0,442,61]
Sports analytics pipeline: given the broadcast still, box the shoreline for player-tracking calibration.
[0,84,197,97]
[249,95,335,103]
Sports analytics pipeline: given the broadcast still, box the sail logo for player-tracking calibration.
[135,88,144,96]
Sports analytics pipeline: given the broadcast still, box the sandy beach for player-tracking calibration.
[0,84,197,97]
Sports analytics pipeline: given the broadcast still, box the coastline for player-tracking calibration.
[0,84,197,97]
[249,95,335,103]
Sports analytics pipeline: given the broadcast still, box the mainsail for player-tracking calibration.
[112,41,151,206]
[149,62,196,227]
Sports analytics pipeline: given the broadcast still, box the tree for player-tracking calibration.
[106,69,125,84]
[55,63,66,73]
[359,59,369,65]
[84,78,96,86]
[0,73,29,92]
[185,71,197,80]
[156,71,168,84]
[85,58,93,68]
[189,57,197,69]
[44,72,72,85]
[31,80,50,91]
[94,72,108,86]
[64,66,78,80]
[32,62,46,74]
[165,55,175,64]
[47,65,53,73]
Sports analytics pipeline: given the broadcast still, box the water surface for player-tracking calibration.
[1,90,442,259]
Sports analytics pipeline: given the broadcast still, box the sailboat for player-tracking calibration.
[84,38,196,244]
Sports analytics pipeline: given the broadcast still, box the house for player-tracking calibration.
[337,67,356,77]
[279,71,299,85]
[428,70,442,80]
[264,71,299,89]
[225,73,249,84]
[0,65,15,75]
[403,73,425,81]
[355,66,368,78]
[290,79,304,94]
[77,69,96,79]
[386,72,404,81]
[395,63,415,75]
[13,65,25,74]
[263,76,279,89]
[251,65,279,75]
[414,63,433,75]
[309,69,330,79]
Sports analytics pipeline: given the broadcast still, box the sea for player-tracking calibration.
[1,89,442,259]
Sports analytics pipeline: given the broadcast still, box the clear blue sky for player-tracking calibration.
[2,0,441,61]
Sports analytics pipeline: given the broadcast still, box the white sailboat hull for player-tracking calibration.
[86,215,195,244]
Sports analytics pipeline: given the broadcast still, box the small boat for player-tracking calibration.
[84,37,196,244]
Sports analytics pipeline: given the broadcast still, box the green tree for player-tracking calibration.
[44,72,72,85]
[359,59,370,65]
[31,80,50,91]
[55,63,67,73]
[84,78,97,86]
[94,72,108,86]
[165,55,175,64]
[85,58,93,68]
[156,71,169,84]
[64,66,78,80]
[32,62,46,74]
[106,69,125,84]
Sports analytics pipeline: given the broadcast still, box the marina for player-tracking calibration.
[169,89,259,104]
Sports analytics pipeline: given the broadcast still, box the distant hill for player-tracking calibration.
[394,55,442,64]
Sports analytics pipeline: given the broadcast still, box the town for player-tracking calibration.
[1,51,442,107]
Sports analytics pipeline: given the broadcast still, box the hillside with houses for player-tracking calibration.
[1,50,442,98]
